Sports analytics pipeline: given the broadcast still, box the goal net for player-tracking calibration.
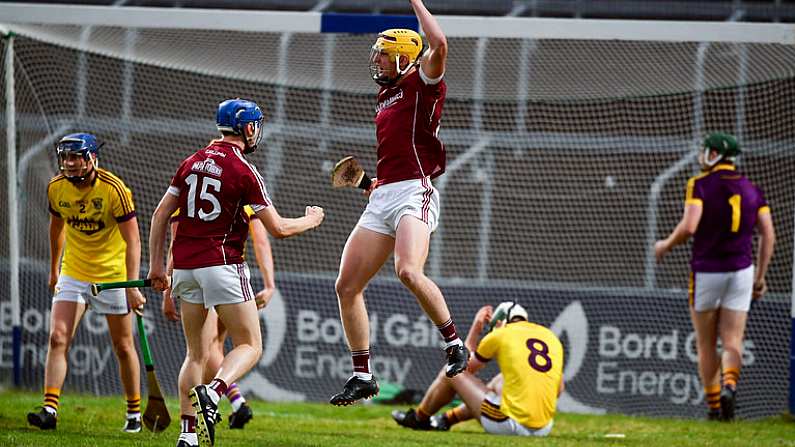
[1,7,794,419]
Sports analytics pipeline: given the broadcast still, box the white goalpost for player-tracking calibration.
[1,3,794,419]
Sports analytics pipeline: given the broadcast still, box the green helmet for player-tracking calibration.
[702,132,740,168]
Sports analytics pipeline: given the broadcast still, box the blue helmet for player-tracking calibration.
[216,99,264,153]
[56,133,102,183]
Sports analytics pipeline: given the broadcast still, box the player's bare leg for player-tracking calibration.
[393,363,457,430]
[200,312,222,384]
[395,215,467,377]
[717,308,747,381]
[205,315,253,429]
[213,300,262,383]
[106,312,142,432]
[177,301,209,446]
[419,367,458,413]
[690,307,721,419]
[28,301,85,429]
[331,226,394,405]
[717,308,748,421]
[190,301,260,446]
[447,372,489,420]
[435,374,502,430]
[43,301,85,398]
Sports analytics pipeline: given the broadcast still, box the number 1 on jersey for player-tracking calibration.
[728,194,741,233]
[185,173,222,221]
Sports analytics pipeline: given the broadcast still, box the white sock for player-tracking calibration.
[207,387,221,405]
[178,432,198,443]
[230,398,244,412]
[443,338,463,350]
[353,372,373,381]
[43,407,57,416]
[127,412,141,421]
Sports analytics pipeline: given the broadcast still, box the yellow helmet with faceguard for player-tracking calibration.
[369,29,424,86]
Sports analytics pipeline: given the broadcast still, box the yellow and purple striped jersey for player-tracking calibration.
[475,321,564,429]
[47,168,136,283]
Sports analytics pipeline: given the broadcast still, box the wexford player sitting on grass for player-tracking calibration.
[393,301,564,437]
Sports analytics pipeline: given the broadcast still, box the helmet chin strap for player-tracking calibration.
[375,55,416,86]
[702,149,725,169]
[242,136,255,154]
[62,155,98,184]
[241,123,261,154]
[64,164,95,184]
[393,54,417,82]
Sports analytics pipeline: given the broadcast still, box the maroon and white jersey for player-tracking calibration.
[375,68,446,186]
[168,140,271,269]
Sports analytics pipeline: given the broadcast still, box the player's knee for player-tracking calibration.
[186,349,209,365]
[396,265,422,288]
[48,329,70,352]
[334,277,360,302]
[111,338,136,360]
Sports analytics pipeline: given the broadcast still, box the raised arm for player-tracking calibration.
[253,205,324,239]
[464,305,493,353]
[752,209,775,299]
[411,0,447,80]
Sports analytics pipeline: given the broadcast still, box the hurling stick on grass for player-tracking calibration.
[137,313,171,432]
[90,279,152,297]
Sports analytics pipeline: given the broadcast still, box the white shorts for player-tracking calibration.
[479,393,553,437]
[172,263,255,309]
[52,274,129,315]
[357,177,439,237]
[691,265,754,312]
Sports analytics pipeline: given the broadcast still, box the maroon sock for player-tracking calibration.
[437,319,460,344]
[209,378,228,396]
[351,349,371,375]
[181,415,196,433]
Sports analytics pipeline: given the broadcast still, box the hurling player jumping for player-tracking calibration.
[330,0,468,406]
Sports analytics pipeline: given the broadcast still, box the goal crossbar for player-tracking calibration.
[1,3,794,44]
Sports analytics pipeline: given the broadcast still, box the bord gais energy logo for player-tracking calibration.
[551,301,756,412]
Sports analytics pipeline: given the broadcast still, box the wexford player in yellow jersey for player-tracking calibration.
[393,301,564,437]
[27,133,147,433]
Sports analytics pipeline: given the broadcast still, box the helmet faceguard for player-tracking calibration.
[489,301,529,331]
[56,133,101,184]
[216,99,265,154]
[244,118,264,154]
[701,132,740,170]
[369,29,424,86]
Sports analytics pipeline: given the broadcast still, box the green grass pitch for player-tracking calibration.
[2,390,794,446]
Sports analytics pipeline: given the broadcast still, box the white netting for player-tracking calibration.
[1,21,793,419]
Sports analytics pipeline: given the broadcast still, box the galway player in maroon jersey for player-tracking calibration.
[148,99,324,447]
[330,0,468,407]
[655,133,775,421]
